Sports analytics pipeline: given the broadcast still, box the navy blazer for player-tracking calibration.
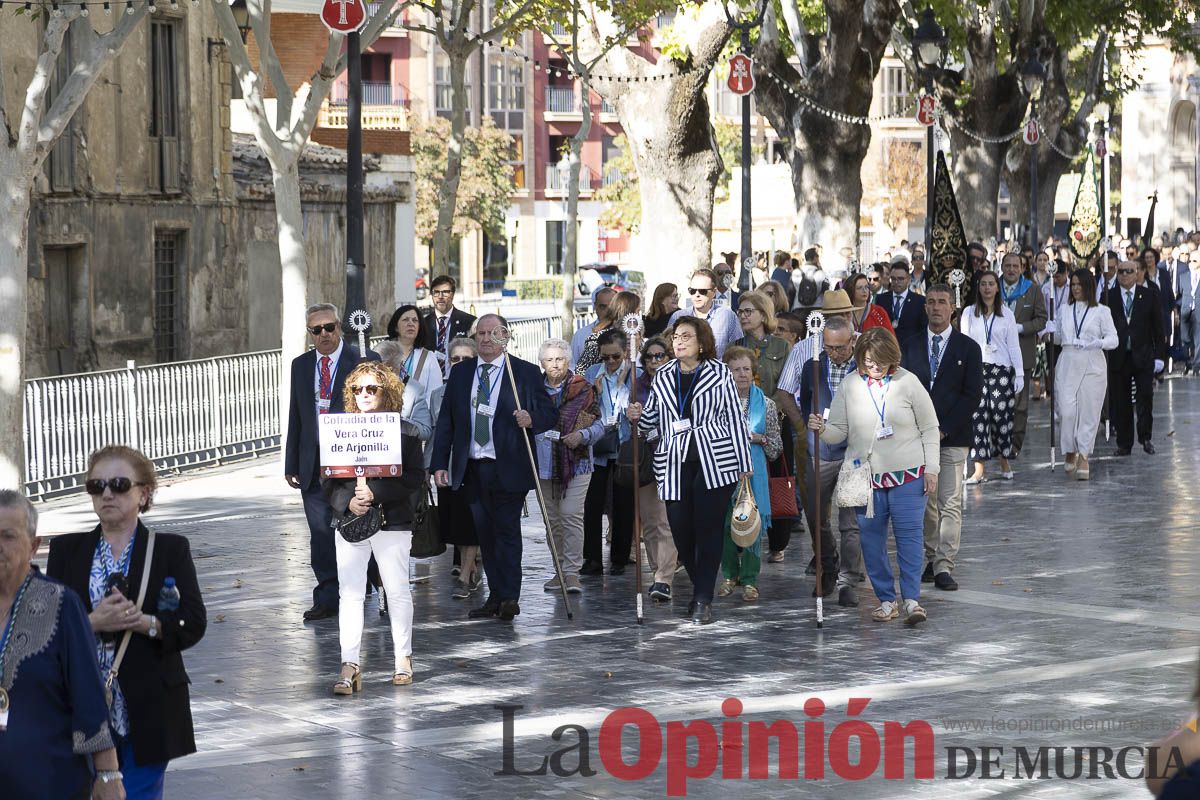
[1106,285,1166,372]
[876,290,928,343]
[284,344,377,493]
[429,355,557,493]
[901,328,984,449]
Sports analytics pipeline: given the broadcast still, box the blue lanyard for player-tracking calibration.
[675,364,702,417]
[98,533,135,584]
[1073,304,1091,339]
[403,350,416,378]
[862,374,890,427]
[825,357,853,392]
[476,361,503,406]
[983,313,996,345]
[602,370,622,418]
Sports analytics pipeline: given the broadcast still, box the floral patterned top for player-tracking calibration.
[88,533,135,736]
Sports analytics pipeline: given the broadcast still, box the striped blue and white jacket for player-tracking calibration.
[637,359,753,501]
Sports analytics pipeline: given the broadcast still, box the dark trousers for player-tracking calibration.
[1109,362,1154,449]
[665,461,737,604]
[583,462,634,566]
[302,488,338,608]
[463,459,527,602]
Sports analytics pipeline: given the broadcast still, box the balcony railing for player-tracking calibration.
[320,103,410,130]
[545,85,578,114]
[600,98,616,115]
[365,2,406,29]
[545,163,592,193]
[655,10,676,29]
[333,81,407,107]
[601,165,623,187]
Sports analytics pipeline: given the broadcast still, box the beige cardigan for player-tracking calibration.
[821,368,941,477]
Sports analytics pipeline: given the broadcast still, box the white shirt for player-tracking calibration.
[890,290,910,317]
[469,354,506,460]
[926,326,951,380]
[313,339,345,399]
[961,309,1024,392]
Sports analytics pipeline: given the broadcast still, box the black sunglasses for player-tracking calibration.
[1117,268,1136,275]
[308,322,337,335]
[85,477,143,496]
[645,352,668,361]
[600,354,625,362]
[688,287,713,296]
[351,384,381,395]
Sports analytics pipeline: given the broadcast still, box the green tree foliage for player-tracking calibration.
[413,116,514,243]
[594,134,642,233]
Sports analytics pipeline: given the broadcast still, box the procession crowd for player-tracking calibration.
[3,233,1199,799]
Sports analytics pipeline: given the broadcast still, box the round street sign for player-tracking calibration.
[321,0,367,33]
[727,53,755,97]
[916,94,936,126]
[1023,118,1040,146]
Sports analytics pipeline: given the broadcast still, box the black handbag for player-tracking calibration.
[337,503,384,543]
[410,483,446,559]
[614,433,654,487]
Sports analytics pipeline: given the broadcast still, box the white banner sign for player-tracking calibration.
[319,412,404,479]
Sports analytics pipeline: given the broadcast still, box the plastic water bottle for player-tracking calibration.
[157,577,180,613]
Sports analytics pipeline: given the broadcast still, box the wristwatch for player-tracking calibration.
[97,770,123,783]
[147,616,158,639]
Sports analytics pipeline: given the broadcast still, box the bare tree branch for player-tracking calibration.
[246,0,294,132]
[479,0,538,42]
[213,0,282,157]
[778,0,810,69]
[294,33,344,150]
[1070,30,1108,128]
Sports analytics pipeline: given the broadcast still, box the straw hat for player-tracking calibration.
[819,289,860,315]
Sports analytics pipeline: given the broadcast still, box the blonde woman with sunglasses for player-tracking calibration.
[322,363,426,693]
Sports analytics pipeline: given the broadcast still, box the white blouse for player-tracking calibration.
[961,308,1024,374]
[1053,302,1118,351]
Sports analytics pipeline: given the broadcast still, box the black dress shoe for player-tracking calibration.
[468,598,500,619]
[497,600,521,621]
[686,600,697,616]
[921,563,935,583]
[609,563,626,576]
[1114,448,1131,457]
[934,572,959,591]
[691,602,713,625]
[580,560,604,576]
[303,603,337,621]
[811,573,837,598]
[837,585,858,607]
[1143,441,1156,455]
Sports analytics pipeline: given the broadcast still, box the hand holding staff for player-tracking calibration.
[806,311,826,629]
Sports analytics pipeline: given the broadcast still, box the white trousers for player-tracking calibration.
[336,529,413,670]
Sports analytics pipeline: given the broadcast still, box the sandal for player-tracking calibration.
[904,604,927,626]
[333,662,362,695]
[742,585,759,602]
[871,601,899,621]
[716,578,738,597]
[392,656,413,686]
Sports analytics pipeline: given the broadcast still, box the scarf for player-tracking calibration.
[551,375,595,490]
[1002,276,1032,307]
[746,385,772,532]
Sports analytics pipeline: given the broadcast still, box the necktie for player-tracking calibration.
[930,334,942,381]
[318,356,332,413]
[437,316,449,352]
[474,364,494,447]
[1124,290,1134,317]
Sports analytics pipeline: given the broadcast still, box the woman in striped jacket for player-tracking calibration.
[627,317,752,625]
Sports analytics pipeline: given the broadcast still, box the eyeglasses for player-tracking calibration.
[672,332,696,342]
[308,322,337,335]
[688,287,713,296]
[645,352,668,362]
[1117,268,1136,275]
[600,354,625,362]
[350,385,381,396]
[825,343,854,352]
[85,477,142,496]
[736,308,757,316]
[432,289,454,297]
[449,355,470,364]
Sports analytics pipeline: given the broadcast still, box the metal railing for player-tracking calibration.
[365,2,406,28]
[333,81,406,106]
[22,317,580,498]
[24,351,282,499]
[600,98,616,115]
[545,85,578,114]
[602,165,623,186]
[545,162,592,192]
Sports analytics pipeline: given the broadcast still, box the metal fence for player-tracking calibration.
[22,316,579,498]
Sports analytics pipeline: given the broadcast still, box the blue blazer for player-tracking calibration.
[900,328,983,449]
[430,355,557,493]
[284,344,377,493]
[876,290,928,344]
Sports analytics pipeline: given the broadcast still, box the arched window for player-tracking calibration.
[1171,101,1196,152]
[1169,101,1196,229]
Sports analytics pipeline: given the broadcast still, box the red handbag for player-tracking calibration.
[768,457,799,519]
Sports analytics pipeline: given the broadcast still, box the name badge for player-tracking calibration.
[477,403,496,418]
[822,408,831,420]
[0,704,8,731]
[985,344,998,355]
[672,419,693,435]
[876,425,894,440]
[316,397,332,411]
[544,430,562,441]
[605,414,619,427]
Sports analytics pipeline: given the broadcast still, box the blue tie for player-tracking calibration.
[930,334,942,381]
[893,296,902,319]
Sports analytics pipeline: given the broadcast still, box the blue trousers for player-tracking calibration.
[463,459,527,602]
[856,478,926,605]
[302,488,339,608]
[116,737,167,800]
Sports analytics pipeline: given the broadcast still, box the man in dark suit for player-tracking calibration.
[421,275,476,377]
[901,284,983,592]
[284,303,378,621]
[431,313,557,621]
[875,256,928,343]
[1107,261,1167,455]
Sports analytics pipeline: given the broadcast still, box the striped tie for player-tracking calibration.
[474,365,494,447]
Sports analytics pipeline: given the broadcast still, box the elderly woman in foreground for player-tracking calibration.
[0,490,125,800]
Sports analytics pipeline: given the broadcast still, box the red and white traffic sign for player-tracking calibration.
[1023,118,1040,145]
[727,53,755,96]
[916,94,936,126]
[321,0,367,33]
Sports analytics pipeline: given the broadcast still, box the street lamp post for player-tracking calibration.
[557,155,571,275]
[1021,57,1046,251]
[912,6,946,259]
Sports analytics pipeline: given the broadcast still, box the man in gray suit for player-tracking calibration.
[999,253,1047,454]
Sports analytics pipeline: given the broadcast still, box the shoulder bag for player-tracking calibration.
[729,475,762,548]
[833,438,875,518]
[767,456,799,519]
[105,530,156,710]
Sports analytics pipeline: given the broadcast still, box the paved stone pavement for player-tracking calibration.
[35,376,1200,799]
